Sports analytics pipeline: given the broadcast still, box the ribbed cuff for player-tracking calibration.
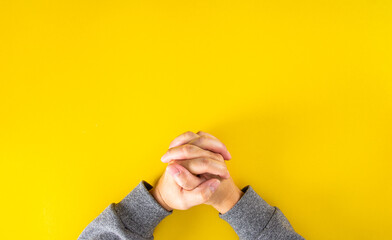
[115,181,172,239]
[219,185,275,240]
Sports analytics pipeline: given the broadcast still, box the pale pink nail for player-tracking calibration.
[161,154,168,162]
[209,180,220,193]
[166,166,180,177]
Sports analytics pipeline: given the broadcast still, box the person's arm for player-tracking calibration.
[78,181,172,240]
[165,131,305,239]
[78,145,226,240]
[219,185,305,240]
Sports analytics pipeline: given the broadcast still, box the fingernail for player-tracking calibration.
[227,151,232,159]
[166,166,180,177]
[209,180,220,193]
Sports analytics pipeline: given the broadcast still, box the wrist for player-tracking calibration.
[150,187,173,212]
[213,186,243,214]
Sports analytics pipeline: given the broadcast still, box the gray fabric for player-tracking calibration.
[220,186,304,240]
[78,181,304,240]
[78,181,172,240]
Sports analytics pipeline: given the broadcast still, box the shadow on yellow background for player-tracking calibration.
[1,0,391,239]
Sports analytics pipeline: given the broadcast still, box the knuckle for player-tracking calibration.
[189,135,202,144]
[214,153,224,161]
[200,157,210,167]
[183,131,194,138]
[195,136,209,144]
[198,135,209,141]
[182,144,194,155]
[219,142,228,150]
[221,168,228,177]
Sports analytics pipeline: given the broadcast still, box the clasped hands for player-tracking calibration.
[150,131,243,214]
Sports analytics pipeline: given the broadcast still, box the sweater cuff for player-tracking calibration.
[219,185,275,240]
[114,181,172,239]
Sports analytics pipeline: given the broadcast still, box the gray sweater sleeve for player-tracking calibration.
[219,186,305,240]
[79,182,303,240]
[78,181,172,240]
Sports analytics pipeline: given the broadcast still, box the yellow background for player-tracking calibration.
[1,0,391,239]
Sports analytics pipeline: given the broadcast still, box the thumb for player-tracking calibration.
[182,178,221,207]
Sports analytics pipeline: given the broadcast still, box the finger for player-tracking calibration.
[161,144,223,163]
[166,163,204,191]
[169,131,199,149]
[189,135,231,160]
[182,178,220,206]
[196,131,218,139]
[173,158,230,179]
[167,131,230,161]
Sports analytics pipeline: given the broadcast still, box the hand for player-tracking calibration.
[150,164,223,211]
[160,131,243,214]
[150,131,232,211]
